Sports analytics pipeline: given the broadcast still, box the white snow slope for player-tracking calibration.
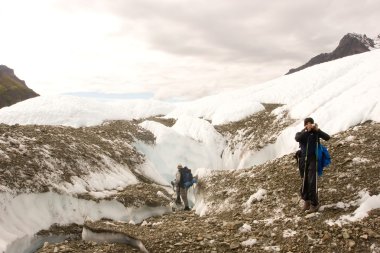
[0,49,380,252]
[0,96,175,127]
[3,49,379,171]
[1,49,379,132]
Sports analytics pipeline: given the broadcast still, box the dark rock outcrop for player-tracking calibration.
[286,33,377,75]
[0,65,39,109]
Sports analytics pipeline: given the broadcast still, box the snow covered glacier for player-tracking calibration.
[0,49,380,252]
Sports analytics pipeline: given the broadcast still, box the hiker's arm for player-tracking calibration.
[318,130,330,141]
[295,130,307,142]
[175,171,181,186]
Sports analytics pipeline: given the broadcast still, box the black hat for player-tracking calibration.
[304,117,314,126]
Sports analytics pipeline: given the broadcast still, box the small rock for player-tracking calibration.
[366,228,380,238]
[239,237,247,242]
[348,240,356,247]
[360,234,368,240]
[221,242,230,246]
[291,197,299,204]
[322,233,331,241]
[343,231,350,239]
[53,247,58,253]
[43,242,49,248]
[223,221,243,230]
[305,213,319,219]
[230,242,240,250]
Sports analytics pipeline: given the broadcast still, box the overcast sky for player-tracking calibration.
[1,0,379,100]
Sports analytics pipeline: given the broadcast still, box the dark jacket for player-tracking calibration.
[295,129,330,157]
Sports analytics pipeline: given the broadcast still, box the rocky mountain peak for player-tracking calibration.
[0,65,24,80]
[286,33,379,75]
[0,65,19,81]
[0,64,39,109]
[343,33,374,46]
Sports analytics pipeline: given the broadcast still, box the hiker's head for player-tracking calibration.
[304,117,314,126]
[177,164,183,169]
[304,117,314,131]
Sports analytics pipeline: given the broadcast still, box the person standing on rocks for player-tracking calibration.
[175,164,191,211]
[295,117,330,212]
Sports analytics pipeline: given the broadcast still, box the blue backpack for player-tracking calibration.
[317,144,331,176]
[181,167,195,188]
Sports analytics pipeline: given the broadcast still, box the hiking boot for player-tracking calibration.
[308,204,320,213]
[184,206,191,211]
[302,200,311,212]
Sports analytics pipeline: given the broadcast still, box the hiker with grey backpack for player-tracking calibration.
[295,117,330,213]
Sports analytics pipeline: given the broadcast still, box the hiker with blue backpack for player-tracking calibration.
[175,164,196,211]
[295,117,330,213]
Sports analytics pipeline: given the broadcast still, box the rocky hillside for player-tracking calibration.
[0,65,39,109]
[215,104,294,152]
[32,120,380,253]
[286,33,379,75]
[0,120,157,196]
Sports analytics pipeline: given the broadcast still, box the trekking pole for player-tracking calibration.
[316,139,319,202]
[301,140,309,195]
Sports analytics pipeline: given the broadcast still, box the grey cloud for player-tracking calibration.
[57,0,380,66]
[53,0,380,99]
[114,0,378,64]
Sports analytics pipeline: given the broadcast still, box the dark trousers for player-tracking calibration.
[175,186,181,204]
[300,155,319,206]
[179,187,188,207]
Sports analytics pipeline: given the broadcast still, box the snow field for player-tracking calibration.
[58,155,139,197]
[0,192,170,252]
[326,190,380,226]
[137,119,226,183]
[0,96,174,127]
